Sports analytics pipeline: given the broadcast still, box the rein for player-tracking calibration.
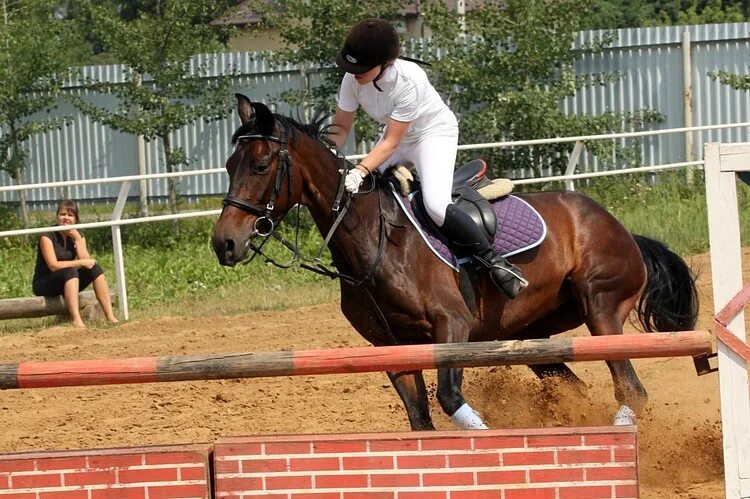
[222,126,386,287]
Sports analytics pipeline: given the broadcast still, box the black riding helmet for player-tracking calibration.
[335,18,399,74]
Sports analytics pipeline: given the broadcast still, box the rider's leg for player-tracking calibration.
[441,204,527,298]
[409,135,527,299]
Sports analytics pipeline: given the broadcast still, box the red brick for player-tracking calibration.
[527,435,583,448]
[505,488,556,499]
[265,474,312,490]
[584,434,636,447]
[179,465,208,481]
[422,471,474,486]
[119,467,178,484]
[265,442,311,455]
[420,438,472,451]
[503,451,555,466]
[448,452,500,468]
[370,472,420,487]
[368,439,419,452]
[91,488,146,499]
[147,484,211,498]
[315,473,368,488]
[398,492,447,499]
[240,458,288,472]
[144,452,204,466]
[451,491,501,499]
[476,470,526,485]
[613,448,637,463]
[213,459,240,474]
[530,467,584,483]
[36,457,87,471]
[0,493,36,499]
[294,494,340,499]
[586,466,637,481]
[474,436,526,449]
[11,472,61,488]
[64,470,116,486]
[559,485,614,498]
[217,443,262,456]
[313,440,367,453]
[343,456,394,470]
[396,454,445,469]
[0,460,35,473]
[88,454,143,469]
[214,476,263,492]
[39,491,89,499]
[342,493,393,499]
[0,474,8,489]
[558,450,611,465]
[290,457,340,471]
[615,484,639,497]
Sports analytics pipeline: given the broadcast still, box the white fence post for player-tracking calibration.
[111,181,132,321]
[704,142,750,498]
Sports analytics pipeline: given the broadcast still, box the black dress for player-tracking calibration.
[32,232,104,297]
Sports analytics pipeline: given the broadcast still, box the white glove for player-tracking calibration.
[345,168,367,194]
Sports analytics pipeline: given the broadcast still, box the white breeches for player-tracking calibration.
[376,134,458,227]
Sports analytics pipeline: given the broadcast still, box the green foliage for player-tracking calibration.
[709,69,750,91]
[418,0,664,177]
[68,0,236,215]
[0,0,81,179]
[584,0,749,29]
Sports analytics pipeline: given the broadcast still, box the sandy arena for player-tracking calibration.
[0,251,736,498]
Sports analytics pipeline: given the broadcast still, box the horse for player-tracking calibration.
[212,94,699,431]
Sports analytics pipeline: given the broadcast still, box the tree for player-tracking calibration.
[418,0,662,177]
[583,0,748,29]
[0,0,82,228]
[69,0,236,221]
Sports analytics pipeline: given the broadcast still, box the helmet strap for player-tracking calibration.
[372,62,392,92]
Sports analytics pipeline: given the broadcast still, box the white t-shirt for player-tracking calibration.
[337,59,458,143]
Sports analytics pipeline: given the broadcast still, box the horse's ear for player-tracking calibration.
[236,93,254,124]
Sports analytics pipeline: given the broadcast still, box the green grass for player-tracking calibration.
[2,171,750,334]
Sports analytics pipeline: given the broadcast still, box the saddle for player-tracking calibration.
[393,159,513,246]
[384,160,546,269]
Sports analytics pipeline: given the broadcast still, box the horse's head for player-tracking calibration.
[212,94,300,266]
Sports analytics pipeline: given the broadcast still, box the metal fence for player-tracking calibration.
[2,21,750,208]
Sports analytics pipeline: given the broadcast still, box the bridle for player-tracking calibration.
[220,122,387,288]
[222,127,291,237]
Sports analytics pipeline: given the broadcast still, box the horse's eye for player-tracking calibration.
[255,162,270,174]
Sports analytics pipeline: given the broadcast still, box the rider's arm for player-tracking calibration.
[39,235,88,271]
[356,118,410,174]
[330,107,355,149]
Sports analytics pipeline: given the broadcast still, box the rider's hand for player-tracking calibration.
[345,168,367,194]
[80,258,96,270]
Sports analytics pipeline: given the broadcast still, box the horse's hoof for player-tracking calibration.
[612,404,636,425]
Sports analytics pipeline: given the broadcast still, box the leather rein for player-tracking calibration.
[221,127,387,287]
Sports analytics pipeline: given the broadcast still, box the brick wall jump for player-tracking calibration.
[0,443,211,498]
[213,426,638,499]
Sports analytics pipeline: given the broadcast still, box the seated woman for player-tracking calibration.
[32,199,118,327]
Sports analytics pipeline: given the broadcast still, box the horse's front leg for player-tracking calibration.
[434,314,489,430]
[388,370,435,431]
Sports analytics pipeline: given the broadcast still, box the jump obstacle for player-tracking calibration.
[0,331,710,498]
[0,332,710,390]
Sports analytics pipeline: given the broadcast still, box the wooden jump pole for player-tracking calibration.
[0,332,711,390]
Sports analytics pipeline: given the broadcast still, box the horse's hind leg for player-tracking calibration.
[387,370,435,431]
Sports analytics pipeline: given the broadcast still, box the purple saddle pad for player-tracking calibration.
[393,189,547,270]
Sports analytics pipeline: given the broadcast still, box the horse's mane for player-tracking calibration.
[231,102,335,149]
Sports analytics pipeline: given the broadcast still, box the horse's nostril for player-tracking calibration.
[225,239,235,259]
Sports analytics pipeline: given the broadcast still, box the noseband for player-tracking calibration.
[222,128,291,236]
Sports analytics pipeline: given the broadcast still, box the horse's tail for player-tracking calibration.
[632,234,699,332]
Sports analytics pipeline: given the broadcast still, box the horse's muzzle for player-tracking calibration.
[212,230,256,267]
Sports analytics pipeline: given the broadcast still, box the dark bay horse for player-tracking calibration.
[212,94,699,430]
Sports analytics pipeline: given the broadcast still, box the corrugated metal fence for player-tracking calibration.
[2,21,749,206]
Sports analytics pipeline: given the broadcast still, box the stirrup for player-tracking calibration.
[474,256,529,299]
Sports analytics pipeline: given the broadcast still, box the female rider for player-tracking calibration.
[329,18,527,300]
